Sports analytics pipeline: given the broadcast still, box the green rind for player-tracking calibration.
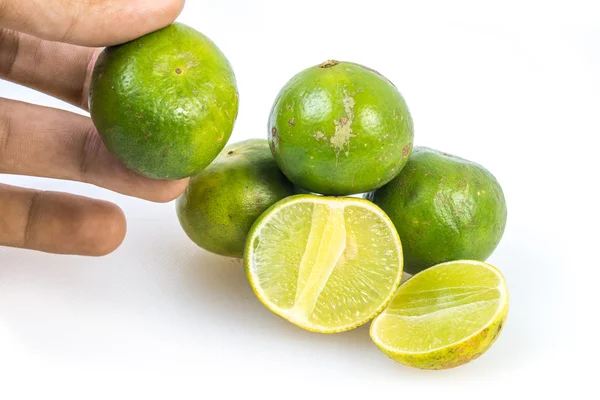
[90,22,239,179]
[244,194,404,334]
[268,61,414,195]
[367,147,507,274]
[176,139,295,258]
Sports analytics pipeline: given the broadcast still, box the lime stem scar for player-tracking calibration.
[319,60,340,68]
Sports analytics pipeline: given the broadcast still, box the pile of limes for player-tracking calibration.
[90,23,509,370]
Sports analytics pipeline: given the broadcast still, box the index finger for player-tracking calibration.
[0,0,185,46]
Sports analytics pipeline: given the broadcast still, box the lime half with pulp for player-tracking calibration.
[245,194,404,333]
[370,260,509,369]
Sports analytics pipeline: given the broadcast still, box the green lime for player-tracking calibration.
[367,147,507,274]
[370,260,509,370]
[176,139,295,258]
[245,194,404,333]
[268,60,414,195]
[89,23,239,180]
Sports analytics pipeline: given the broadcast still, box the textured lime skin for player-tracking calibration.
[367,147,507,274]
[176,139,295,258]
[268,60,414,195]
[89,23,239,179]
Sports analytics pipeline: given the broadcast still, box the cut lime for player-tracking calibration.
[370,260,509,369]
[245,194,404,333]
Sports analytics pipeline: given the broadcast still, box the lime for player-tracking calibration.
[370,260,509,370]
[176,139,295,258]
[89,23,239,180]
[245,195,404,333]
[268,60,414,195]
[367,147,507,274]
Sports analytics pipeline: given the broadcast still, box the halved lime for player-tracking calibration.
[370,260,509,369]
[245,194,404,333]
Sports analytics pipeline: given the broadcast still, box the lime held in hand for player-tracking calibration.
[268,60,414,195]
[176,139,295,258]
[89,23,239,180]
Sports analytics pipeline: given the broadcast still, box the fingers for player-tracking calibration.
[0,98,189,203]
[0,0,186,109]
[0,183,126,256]
[0,0,185,46]
[0,29,98,109]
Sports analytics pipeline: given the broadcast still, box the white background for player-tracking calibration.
[0,0,597,398]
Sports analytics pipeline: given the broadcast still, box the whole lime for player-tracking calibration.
[89,23,239,180]
[176,139,295,258]
[268,60,414,195]
[366,147,507,274]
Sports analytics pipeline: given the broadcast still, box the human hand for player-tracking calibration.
[0,0,188,256]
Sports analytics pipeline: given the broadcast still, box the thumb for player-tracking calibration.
[0,0,185,46]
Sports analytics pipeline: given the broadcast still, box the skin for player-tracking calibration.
[0,0,188,256]
[90,23,239,179]
[367,147,507,274]
[176,139,295,258]
[268,60,414,196]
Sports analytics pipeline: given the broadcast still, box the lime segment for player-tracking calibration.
[292,204,346,320]
[370,260,508,369]
[245,195,404,333]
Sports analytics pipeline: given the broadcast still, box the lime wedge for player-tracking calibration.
[370,260,509,369]
[245,194,404,333]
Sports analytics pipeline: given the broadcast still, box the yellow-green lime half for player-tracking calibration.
[370,260,509,369]
[245,195,404,333]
